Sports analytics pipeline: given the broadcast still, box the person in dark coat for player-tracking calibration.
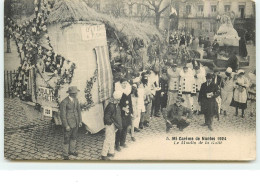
[101,91,123,160]
[60,86,82,160]
[198,73,220,131]
[163,96,192,132]
[115,86,133,151]
[239,35,248,57]
[179,34,186,46]
[227,51,239,72]
[212,70,222,120]
[160,68,168,110]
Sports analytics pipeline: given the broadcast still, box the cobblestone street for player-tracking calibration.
[4,96,256,161]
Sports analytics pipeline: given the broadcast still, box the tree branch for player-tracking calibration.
[140,3,156,12]
[158,4,170,14]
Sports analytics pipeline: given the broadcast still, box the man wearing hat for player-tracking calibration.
[163,96,192,132]
[198,73,220,131]
[221,67,234,116]
[60,86,82,160]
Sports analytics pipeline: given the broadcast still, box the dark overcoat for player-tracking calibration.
[119,93,133,128]
[198,82,219,116]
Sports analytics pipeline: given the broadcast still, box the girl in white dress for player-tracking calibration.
[232,70,249,118]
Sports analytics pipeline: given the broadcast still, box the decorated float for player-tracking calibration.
[196,13,250,71]
[5,0,162,134]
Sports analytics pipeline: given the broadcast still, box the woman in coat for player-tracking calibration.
[232,70,249,118]
[198,73,220,131]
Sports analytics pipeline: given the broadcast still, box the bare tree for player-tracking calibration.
[102,0,126,18]
[140,0,170,29]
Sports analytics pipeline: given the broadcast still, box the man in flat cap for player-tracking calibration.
[198,73,219,131]
[60,86,82,160]
[163,96,192,132]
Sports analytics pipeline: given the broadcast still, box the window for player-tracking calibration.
[186,5,191,14]
[198,5,204,12]
[239,5,245,18]
[224,5,230,12]
[211,5,216,12]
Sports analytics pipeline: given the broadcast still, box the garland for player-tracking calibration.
[80,70,98,111]
[5,0,76,105]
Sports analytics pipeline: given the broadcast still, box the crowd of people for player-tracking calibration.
[99,59,256,160]
[58,60,256,160]
[58,28,255,160]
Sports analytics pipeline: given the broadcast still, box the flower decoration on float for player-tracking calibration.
[6,0,76,104]
[80,70,98,111]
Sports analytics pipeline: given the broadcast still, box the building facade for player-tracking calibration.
[89,0,255,37]
[174,0,255,37]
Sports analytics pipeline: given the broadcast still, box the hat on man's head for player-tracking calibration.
[66,86,80,94]
[206,73,213,79]
[113,90,123,100]
[176,96,185,103]
[226,67,232,74]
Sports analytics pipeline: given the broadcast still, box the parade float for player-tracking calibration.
[5,0,161,134]
[196,13,250,71]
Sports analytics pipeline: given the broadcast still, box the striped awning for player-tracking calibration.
[94,46,113,103]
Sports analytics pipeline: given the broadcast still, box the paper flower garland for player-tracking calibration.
[80,70,98,111]
[6,0,76,105]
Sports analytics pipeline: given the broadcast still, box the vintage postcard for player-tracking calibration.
[4,0,256,161]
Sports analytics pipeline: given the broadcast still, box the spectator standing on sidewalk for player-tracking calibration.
[101,91,123,160]
[60,86,82,160]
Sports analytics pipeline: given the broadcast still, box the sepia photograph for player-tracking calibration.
[3,0,256,161]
